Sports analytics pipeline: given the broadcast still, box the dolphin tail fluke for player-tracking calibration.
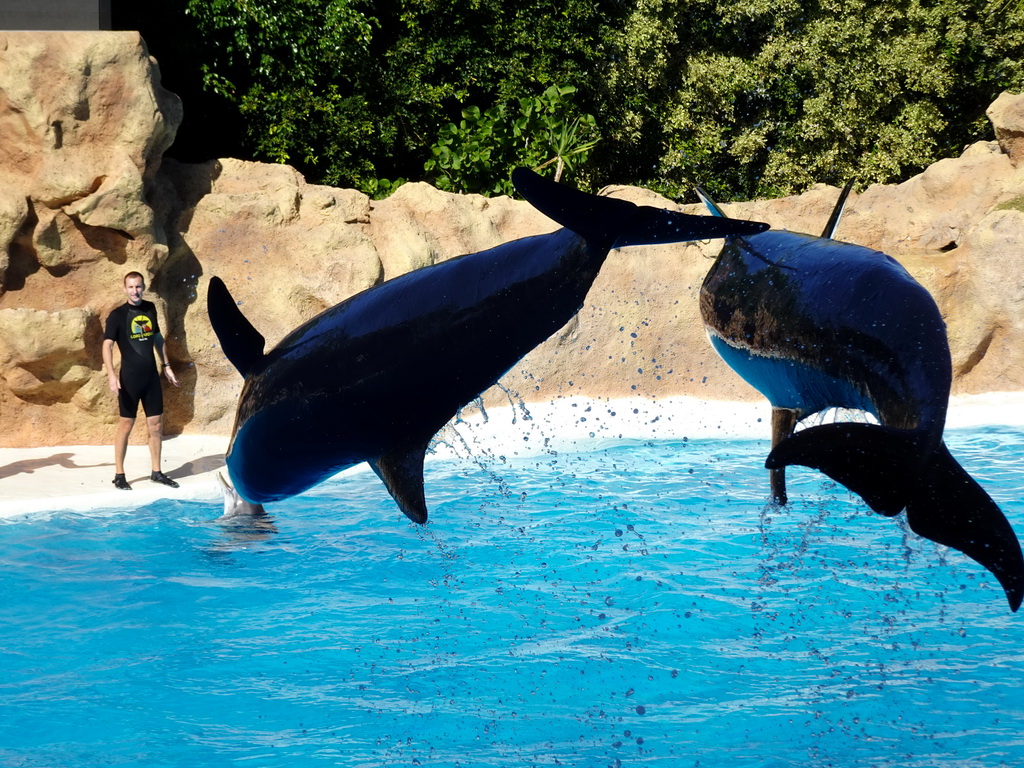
[614,204,769,246]
[369,444,430,525]
[511,168,768,251]
[207,276,266,378]
[767,423,1024,611]
[906,442,1024,612]
[512,167,635,249]
[766,422,916,516]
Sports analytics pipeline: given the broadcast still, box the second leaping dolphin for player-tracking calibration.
[208,169,769,524]
[697,184,1024,611]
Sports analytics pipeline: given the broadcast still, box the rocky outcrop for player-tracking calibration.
[2,31,1024,447]
[0,31,182,445]
[988,92,1024,168]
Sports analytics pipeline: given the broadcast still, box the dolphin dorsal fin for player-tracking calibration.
[694,186,728,218]
[207,276,266,378]
[369,443,431,524]
[821,180,856,239]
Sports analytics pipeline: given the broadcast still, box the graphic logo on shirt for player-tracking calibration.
[130,315,154,341]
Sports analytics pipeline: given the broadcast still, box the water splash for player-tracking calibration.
[796,407,879,431]
[494,383,534,424]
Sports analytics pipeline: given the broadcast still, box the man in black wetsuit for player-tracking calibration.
[102,271,181,490]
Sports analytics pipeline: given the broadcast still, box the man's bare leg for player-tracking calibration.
[115,417,134,475]
[146,414,163,473]
[147,414,179,488]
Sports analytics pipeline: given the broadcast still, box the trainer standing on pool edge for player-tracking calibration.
[102,271,181,491]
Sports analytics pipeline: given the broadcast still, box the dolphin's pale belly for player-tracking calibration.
[707,332,876,417]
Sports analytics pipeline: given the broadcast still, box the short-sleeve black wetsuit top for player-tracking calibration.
[104,299,164,417]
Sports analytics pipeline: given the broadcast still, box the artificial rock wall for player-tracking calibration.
[2,31,1024,447]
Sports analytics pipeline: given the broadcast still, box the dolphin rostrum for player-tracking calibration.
[208,168,769,524]
[698,184,1024,611]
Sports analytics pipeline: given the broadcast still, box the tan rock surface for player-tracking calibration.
[988,91,1024,168]
[0,31,182,445]
[1,31,1024,448]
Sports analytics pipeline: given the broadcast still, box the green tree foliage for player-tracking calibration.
[117,0,1024,200]
[183,0,380,187]
[425,85,599,195]
[624,0,1024,200]
[141,0,621,195]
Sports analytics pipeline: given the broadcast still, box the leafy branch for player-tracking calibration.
[425,85,600,195]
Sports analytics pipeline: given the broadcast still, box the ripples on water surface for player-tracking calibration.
[2,428,1024,767]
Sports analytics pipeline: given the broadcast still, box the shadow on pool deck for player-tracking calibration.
[0,452,109,480]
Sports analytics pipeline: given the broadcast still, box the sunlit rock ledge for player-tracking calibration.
[2,30,1024,449]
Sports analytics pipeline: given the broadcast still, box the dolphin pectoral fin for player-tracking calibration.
[692,186,771,240]
[766,422,916,516]
[906,443,1024,612]
[695,186,727,218]
[216,471,268,518]
[769,408,800,505]
[369,445,430,525]
[207,276,266,377]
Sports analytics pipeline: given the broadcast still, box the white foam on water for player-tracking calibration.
[428,395,772,461]
[3,392,1023,516]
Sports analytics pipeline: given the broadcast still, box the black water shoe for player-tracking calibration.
[113,474,132,490]
[151,471,180,488]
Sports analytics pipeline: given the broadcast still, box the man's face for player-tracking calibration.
[124,276,145,305]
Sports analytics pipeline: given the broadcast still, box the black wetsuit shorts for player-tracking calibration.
[117,367,164,418]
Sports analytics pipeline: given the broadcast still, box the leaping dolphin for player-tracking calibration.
[208,169,769,524]
[698,184,1024,611]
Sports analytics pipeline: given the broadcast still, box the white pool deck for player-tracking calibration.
[2,394,1023,517]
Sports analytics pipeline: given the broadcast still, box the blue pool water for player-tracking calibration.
[2,428,1023,767]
